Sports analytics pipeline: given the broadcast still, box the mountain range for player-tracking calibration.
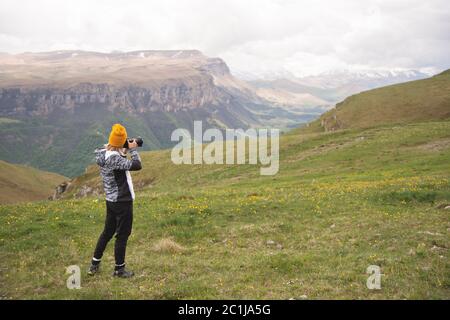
[246,69,431,111]
[0,50,440,178]
[0,50,311,177]
[3,67,448,204]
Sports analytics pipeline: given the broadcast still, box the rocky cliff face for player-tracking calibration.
[0,79,227,117]
[0,50,242,118]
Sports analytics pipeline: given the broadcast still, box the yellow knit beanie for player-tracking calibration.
[108,123,127,148]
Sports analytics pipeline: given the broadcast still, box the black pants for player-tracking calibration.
[93,201,133,266]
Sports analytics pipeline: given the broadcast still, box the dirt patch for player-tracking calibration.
[176,195,194,200]
[286,137,364,163]
[415,138,450,152]
[135,177,156,188]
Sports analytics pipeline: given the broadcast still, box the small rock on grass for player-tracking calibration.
[418,231,443,236]
[266,240,283,249]
[435,203,450,209]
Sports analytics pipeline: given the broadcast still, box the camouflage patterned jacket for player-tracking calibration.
[94,147,142,202]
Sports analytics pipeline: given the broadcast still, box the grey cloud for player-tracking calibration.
[0,0,448,76]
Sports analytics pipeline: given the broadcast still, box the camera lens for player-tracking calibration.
[123,137,143,148]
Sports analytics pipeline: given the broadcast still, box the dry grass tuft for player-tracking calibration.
[152,238,185,253]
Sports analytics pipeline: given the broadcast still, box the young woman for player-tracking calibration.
[88,123,142,278]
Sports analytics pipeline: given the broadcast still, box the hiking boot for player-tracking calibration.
[87,263,100,276]
[113,268,134,278]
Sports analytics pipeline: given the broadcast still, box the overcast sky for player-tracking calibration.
[0,0,449,77]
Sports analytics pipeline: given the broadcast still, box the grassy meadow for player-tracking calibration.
[0,119,449,299]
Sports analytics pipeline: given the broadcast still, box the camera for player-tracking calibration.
[123,137,143,148]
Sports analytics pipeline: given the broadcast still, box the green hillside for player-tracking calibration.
[307,69,450,132]
[1,118,449,299]
[0,160,66,204]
